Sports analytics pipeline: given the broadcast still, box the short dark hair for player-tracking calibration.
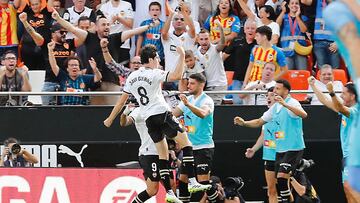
[256,26,272,41]
[189,73,206,84]
[149,1,161,10]
[276,79,291,91]
[259,5,276,21]
[140,44,158,64]
[3,50,17,60]
[268,86,274,92]
[345,83,358,102]
[4,137,19,146]
[78,16,90,25]
[64,56,82,69]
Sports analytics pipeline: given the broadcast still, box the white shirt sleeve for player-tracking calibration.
[201,96,215,113]
[261,105,274,122]
[125,3,134,19]
[287,98,304,118]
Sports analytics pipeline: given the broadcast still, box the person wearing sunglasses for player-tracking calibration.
[20,13,84,105]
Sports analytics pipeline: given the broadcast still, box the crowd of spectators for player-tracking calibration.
[0,0,349,106]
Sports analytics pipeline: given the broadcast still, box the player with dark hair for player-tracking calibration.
[234,79,307,203]
[104,45,211,203]
[244,87,278,203]
[308,76,360,202]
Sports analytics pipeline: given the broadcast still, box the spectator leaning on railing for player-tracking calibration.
[0,137,38,167]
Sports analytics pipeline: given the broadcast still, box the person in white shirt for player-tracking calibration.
[161,2,196,90]
[168,0,201,33]
[120,105,168,203]
[100,0,134,63]
[104,45,211,203]
[197,24,227,105]
[307,64,343,105]
[63,0,97,38]
[240,62,276,105]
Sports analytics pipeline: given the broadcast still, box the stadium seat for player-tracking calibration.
[282,70,311,102]
[226,71,234,85]
[27,70,45,105]
[316,69,348,85]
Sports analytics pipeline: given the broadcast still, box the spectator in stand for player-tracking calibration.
[0,137,38,167]
[76,16,91,71]
[53,0,65,16]
[223,19,257,104]
[168,0,201,34]
[197,26,227,105]
[306,64,343,105]
[161,2,196,90]
[136,2,164,62]
[240,62,276,105]
[243,26,287,87]
[310,0,340,68]
[244,0,276,20]
[0,0,21,57]
[100,0,134,63]
[48,41,102,105]
[131,0,166,57]
[204,0,241,44]
[100,38,131,88]
[178,50,205,92]
[0,51,31,106]
[276,0,308,70]
[52,10,160,105]
[238,0,279,44]
[18,0,53,71]
[63,0,97,38]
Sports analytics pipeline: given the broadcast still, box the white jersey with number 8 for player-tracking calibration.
[123,67,171,120]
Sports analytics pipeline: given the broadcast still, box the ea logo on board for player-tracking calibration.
[100,176,156,203]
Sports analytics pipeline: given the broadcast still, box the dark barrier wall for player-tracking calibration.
[0,106,344,202]
[0,105,340,142]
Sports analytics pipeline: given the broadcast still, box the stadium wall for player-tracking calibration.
[0,106,344,202]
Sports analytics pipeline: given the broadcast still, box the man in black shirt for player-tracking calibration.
[223,19,257,104]
[52,10,159,105]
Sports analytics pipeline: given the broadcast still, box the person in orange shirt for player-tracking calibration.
[243,26,288,87]
[0,0,22,57]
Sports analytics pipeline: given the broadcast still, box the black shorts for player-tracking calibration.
[138,155,175,181]
[139,155,161,181]
[275,150,304,174]
[180,148,214,176]
[146,112,184,143]
[264,160,276,172]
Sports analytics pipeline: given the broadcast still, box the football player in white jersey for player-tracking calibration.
[120,105,173,203]
[104,44,211,203]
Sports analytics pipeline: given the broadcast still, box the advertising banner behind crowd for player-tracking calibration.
[0,168,165,203]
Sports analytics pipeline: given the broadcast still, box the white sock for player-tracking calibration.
[188,177,198,185]
[167,189,175,195]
